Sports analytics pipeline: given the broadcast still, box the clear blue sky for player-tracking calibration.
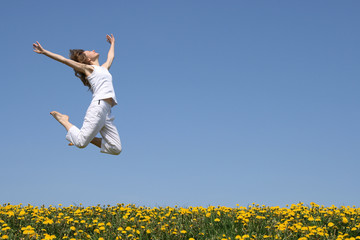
[1,0,359,208]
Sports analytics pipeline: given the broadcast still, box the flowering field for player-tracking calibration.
[0,203,359,240]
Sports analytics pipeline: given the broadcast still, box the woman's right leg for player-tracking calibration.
[59,101,107,149]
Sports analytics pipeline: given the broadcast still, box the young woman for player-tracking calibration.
[33,34,122,155]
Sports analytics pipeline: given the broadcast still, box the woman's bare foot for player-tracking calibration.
[50,111,73,131]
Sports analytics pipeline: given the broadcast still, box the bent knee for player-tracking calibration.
[113,146,122,155]
[76,141,90,149]
[110,145,122,155]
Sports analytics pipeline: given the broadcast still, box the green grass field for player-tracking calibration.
[1,202,359,240]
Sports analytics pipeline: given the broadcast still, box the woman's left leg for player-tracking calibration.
[99,111,122,155]
[50,111,73,131]
[90,137,102,148]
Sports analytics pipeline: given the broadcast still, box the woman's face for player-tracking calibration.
[83,50,99,61]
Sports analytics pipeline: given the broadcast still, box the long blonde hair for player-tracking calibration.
[69,49,91,89]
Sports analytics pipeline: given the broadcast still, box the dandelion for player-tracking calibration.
[43,218,54,225]
[22,225,35,235]
[328,222,335,227]
[43,234,57,240]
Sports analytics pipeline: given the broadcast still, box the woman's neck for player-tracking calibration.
[90,59,100,66]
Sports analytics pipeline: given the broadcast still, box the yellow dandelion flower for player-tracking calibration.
[181,230,187,234]
[23,228,35,235]
[43,234,57,240]
[43,219,54,225]
[1,236,9,240]
[214,218,220,222]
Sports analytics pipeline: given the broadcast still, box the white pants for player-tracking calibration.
[66,99,122,155]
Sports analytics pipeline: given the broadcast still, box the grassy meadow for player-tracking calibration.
[0,202,359,240]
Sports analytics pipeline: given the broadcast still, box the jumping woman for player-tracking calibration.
[33,34,122,155]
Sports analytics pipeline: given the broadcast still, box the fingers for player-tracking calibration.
[32,41,41,49]
[36,41,43,48]
[33,42,40,52]
[32,41,45,54]
[106,34,115,41]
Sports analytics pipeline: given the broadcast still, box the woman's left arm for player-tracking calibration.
[102,34,115,70]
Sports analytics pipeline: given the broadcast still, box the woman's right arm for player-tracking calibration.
[33,41,90,73]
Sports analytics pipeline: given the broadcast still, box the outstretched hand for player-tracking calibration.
[33,41,45,54]
[106,34,115,44]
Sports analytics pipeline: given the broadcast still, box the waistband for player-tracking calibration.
[91,99,112,109]
[92,98,115,107]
